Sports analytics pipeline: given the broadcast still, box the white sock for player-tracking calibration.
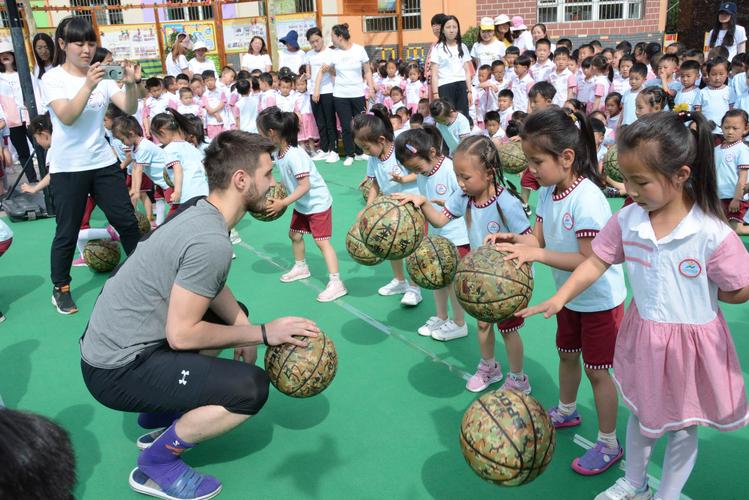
[598,430,619,450]
[558,400,577,416]
[509,371,525,381]
[481,357,496,367]
[154,200,166,226]
[329,272,340,282]
[656,426,698,499]
[624,414,656,491]
[295,260,307,268]
[76,228,112,255]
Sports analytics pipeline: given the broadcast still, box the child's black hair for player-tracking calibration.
[605,92,622,107]
[553,47,570,59]
[112,115,144,138]
[105,103,125,121]
[237,70,251,81]
[721,108,749,126]
[394,126,444,165]
[638,87,669,111]
[352,106,394,143]
[619,111,723,221]
[556,38,572,49]
[521,107,605,188]
[176,73,190,83]
[683,49,704,63]
[390,86,403,96]
[535,38,552,50]
[615,40,632,54]
[680,59,702,74]
[257,106,300,146]
[184,113,208,147]
[498,89,514,101]
[28,113,52,136]
[178,86,193,98]
[258,72,273,87]
[506,119,522,138]
[279,75,294,87]
[150,108,200,139]
[505,46,520,56]
[201,70,217,80]
[429,98,456,120]
[511,110,528,122]
[515,54,531,67]
[484,110,500,124]
[630,62,648,79]
[564,98,585,112]
[491,60,505,69]
[478,64,492,74]
[236,79,251,96]
[581,56,593,70]
[145,77,162,89]
[163,75,176,88]
[591,54,614,82]
[528,81,556,101]
[590,117,606,135]
[706,56,729,75]
[409,112,424,125]
[618,54,635,68]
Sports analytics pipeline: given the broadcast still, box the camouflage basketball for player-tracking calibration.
[406,235,459,289]
[359,177,374,202]
[134,211,151,235]
[460,389,556,486]
[163,167,174,189]
[603,145,621,182]
[497,141,528,175]
[454,246,533,323]
[249,184,288,222]
[264,331,338,398]
[83,240,121,273]
[346,221,384,266]
[358,195,425,260]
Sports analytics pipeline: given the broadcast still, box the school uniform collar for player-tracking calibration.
[720,139,743,149]
[552,176,584,201]
[379,143,394,162]
[277,145,291,159]
[630,203,702,244]
[469,187,504,208]
[424,156,445,177]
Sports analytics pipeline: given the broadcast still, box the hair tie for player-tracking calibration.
[568,112,578,123]
[405,144,417,154]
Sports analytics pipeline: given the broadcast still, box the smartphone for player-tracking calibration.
[101,64,124,80]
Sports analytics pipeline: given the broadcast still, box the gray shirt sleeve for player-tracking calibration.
[175,238,232,299]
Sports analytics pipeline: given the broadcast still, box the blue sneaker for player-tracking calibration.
[548,406,582,429]
[572,440,623,476]
[129,466,222,500]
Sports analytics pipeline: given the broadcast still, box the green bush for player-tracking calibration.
[462,26,479,52]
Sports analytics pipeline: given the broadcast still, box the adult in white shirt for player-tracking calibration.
[707,2,746,60]
[471,17,506,71]
[187,41,216,76]
[278,30,305,74]
[329,23,376,165]
[240,36,272,73]
[430,15,473,123]
[305,27,337,162]
[165,33,192,78]
[510,16,534,54]
[531,23,556,52]
[32,33,54,79]
[41,16,141,314]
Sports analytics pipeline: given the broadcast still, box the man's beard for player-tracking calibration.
[243,183,270,213]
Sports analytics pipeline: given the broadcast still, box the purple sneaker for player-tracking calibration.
[501,375,532,395]
[572,441,623,476]
[129,464,222,499]
[548,407,582,429]
[466,360,503,392]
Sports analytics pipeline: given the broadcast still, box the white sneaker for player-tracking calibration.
[354,153,370,161]
[312,150,327,160]
[417,316,445,336]
[232,252,236,260]
[378,279,409,296]
[343,156,354,167]
[326,151,340,163]
[431,320,468,341]
[594,478,653,500]
[280,264,311,283]
[230,228,242,244]
[317,280,348,302]
[400,286,422,306]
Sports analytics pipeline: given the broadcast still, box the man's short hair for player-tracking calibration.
[203,131,275,191]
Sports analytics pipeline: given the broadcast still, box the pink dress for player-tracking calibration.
[295,91,319,141]
[592,203,749,438]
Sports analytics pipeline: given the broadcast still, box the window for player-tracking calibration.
[166,0,214,21]
[296,0,315,12]
[71,0,123,26]
[538,0,642,23]
[364,0,421,33]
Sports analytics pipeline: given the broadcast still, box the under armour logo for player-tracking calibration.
[178,370,190,385]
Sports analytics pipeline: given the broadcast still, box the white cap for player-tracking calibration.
[192,41,208,51]
[0,41,14,54]
[493,14,511,26]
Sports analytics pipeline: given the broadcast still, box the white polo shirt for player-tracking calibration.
[674,87,700,112]
[510,72,535,112]
[366,144,418,196]
[697,86,731,134]
[549,68,576,107]
[133,138,170,190]
[715,141,749,200]
[163,141,208,203]
[592,203,748,324]
[443,185,530,249]
[435,112,471,154]
[536,177,626,312]
[415,156,469,246]
[275,146,332,214]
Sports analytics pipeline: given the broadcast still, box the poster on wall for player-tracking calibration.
[162,22,216,52]
[274,14,317,52]
[100,25,160,61]
[223,18,267,54]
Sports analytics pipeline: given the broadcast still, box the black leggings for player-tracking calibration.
[333,95,366,157]
[311,93,337,153]
[438,81,471,126]
[81,303,270,416]
[9,124,36,183]
[49,162,140,287]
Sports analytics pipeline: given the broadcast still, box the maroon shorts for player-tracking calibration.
[457,244,471,258]
[126,174,154,192]
[496,315,524,333]
[556,303,624,369]
[290,207,332,240]
[80,196,96,230]
[721,199,749,223]
[520,168,540,190]
[0,237,12,257]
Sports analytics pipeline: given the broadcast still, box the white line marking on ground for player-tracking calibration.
[573,434,693,500]
[237,241,471,381]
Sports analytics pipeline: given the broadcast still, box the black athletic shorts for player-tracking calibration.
[81,303,270,416]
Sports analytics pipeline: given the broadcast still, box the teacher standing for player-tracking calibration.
[329,23,376,167]
[429,15,472,122]
[305,27,338,163]
[42,17,141,314]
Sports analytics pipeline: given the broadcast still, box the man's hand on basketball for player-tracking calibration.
[392,192,426,207]
[515,297,564,319]
[266,317,320,347]
[234,346,257,365]
[495,243,541,268]
[484,232,516,246]
[266,198,286,217]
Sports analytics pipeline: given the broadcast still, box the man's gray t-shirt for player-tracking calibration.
[81,199,233,369]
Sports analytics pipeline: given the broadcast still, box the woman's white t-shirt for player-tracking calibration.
[42,66,121,173]
[187,58,216,76]
[708,25,747,60]
[430,43,471,86]
[470,39,506,67]
[33,64,53,79]
[241,53,272,72]
[165,54,189,76]
[305,48,335,95]
[278,49,305,73]
[332,44,369,99]
[513,31,535,53]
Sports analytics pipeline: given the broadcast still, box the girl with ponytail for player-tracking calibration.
[486,107,628,476]
[519,111,749,499]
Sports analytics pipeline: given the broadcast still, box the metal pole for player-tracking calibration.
[214,0,226,69]
[395,0,403,60]
[5,0,52,215]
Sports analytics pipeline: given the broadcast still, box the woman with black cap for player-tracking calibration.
[278,30,305,73]
[707,2,746,60]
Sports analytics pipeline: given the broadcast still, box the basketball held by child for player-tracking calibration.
[358,194,425,260]
[250,183,288,222]
[460,389,555,486]
[359,177,374,202]
[497,141,528,175]
[603,145,621,182]
[264,330,338,398]
[134,211,151,235]
[406,234,459,290]
[454,246,533,323]
[83,240,121,273]
[346,221,384,266]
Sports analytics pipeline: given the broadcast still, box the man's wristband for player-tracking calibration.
[261,323,269,346]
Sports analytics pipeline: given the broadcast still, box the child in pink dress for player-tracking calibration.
[294,77,319,156]
[519,111,749,500]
